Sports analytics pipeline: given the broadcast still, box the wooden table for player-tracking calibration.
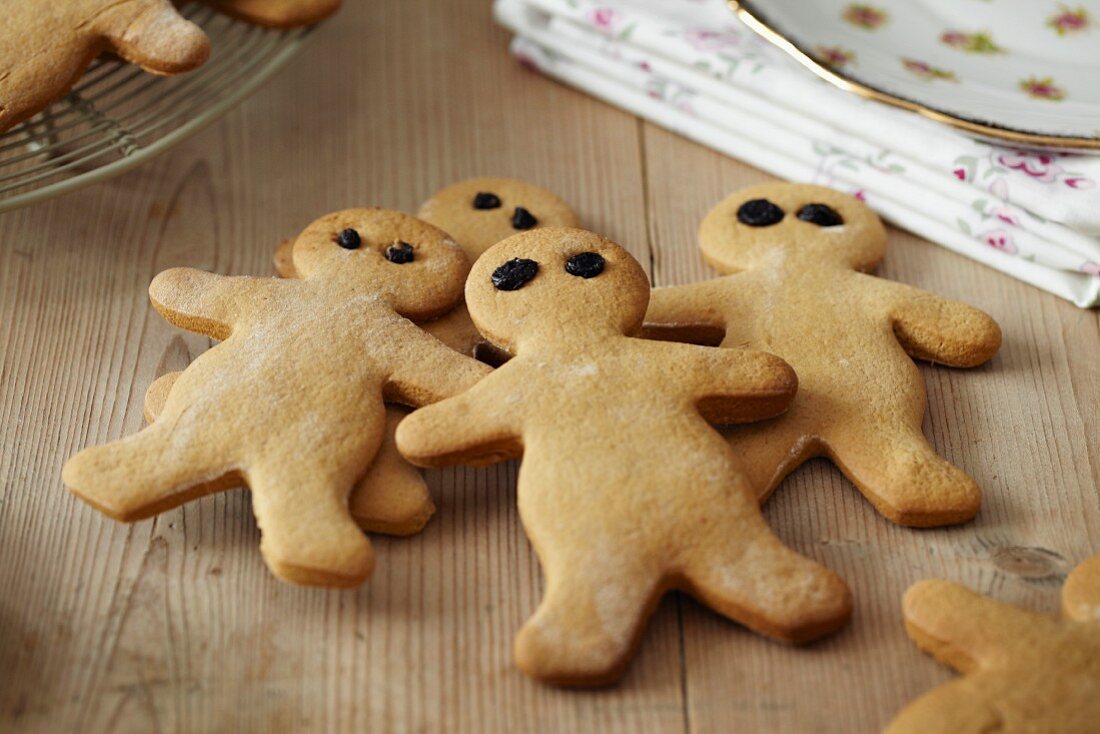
[2,2,1098,731]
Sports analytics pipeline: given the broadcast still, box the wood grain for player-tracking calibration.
[1,1,1098,732]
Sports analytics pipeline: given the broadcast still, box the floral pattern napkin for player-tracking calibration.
[494,0,1100,306]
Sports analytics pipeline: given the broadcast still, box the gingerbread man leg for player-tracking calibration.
[513,537,664,687]
[884,674,1008,734]
[145,372,433,536]
[726,416,826,503]
[827,422,981,527]
[63,420,237,522]
[349,408,435,536]
[681,502,851,643]
[247,461,374,587]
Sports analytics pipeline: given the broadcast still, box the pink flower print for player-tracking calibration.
[940,30,967,46]
[1047,6,1090,36]
[953,167,968,181]
[991,207,1019,226]
[853,190,867,203]
[1065,176,1096,189]
[589,7,620,33]
[902,58,957,81]
[979,229,1018,254]
[997,151,1064,182]
[684,28,740,52]
[1080,262,1100,276]
[1019,76,1066,101]
[940,30,1002,53]
[816,45,856,68]
[842,4,888,29]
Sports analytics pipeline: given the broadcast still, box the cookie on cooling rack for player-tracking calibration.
[199,0,342,28]
[0,1,210,134]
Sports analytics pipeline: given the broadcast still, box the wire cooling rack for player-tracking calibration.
[0,4,314,214]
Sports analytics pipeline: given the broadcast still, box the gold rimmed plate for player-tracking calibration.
[730,0,1100,151]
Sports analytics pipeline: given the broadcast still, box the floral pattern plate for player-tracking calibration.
[731,0,1100,150]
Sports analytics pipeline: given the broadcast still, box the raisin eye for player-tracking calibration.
[473,192,501,210]
[385,241,414,264]
[565,252,605,278]
[491,258,539,291]
[512,207,538,230]
[335,228,362,249]
[797,203,844,227]
[736,199,784,227]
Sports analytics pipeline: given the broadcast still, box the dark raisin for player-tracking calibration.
[511,207,538,230]
[491,258,539,291]
[473,192,501,210]
[564,251,605,278]
[335,228,362,249]
[736,199,784,227]
[796,203,844,227]
[385,241,415,264]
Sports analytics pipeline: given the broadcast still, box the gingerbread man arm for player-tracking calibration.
[395,374,522,468]
[384,324,493,408]
[879,279,1002,367]
[99,1,211,74]
[1061,553,1100,622]
[149,268,278,341]
[641,281,729,344]
[902,579,1060,674]
[678,344,798,425]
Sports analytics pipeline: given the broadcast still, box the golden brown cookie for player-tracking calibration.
[166,233,435,535]
[198,0,341,28]
[396,227,852,686]
[644,183,1001,527]
[417,177,583,357]
[887,554,1100,733]
[64,209,491,587]
[144,372,434,536]
[182,231,432,535]
[0,1,210,133]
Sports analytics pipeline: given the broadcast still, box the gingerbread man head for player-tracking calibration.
[464,227,650,354]
[418,177,581,262]
[699,183,886,274]
[290,208,471,320]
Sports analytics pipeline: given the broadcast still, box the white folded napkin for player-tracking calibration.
[494,0,1100,306]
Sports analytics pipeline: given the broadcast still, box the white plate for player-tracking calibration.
[731,0,1100,151]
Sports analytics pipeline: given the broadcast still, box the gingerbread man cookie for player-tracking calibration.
[397,228,852,686]
[887,554,1100,733]
[198,0,341,28]
[64,209,491,587]
[645,183,1001,527]
[1,1,210,133]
